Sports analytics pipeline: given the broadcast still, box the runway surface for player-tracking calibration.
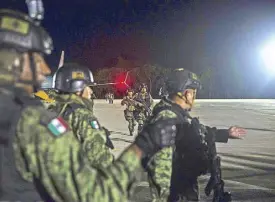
[94,99,275,202]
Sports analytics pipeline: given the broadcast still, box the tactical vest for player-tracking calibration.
[152,101,209,177]
[0,87,42,201]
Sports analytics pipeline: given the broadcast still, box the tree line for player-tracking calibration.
[93,64,249,99]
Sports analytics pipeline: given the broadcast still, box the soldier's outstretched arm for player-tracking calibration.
[206,126,246,143]
[70,108,114,167]
[14,106,177,202]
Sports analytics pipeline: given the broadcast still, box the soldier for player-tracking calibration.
[121,88,142,136]
[0,8,179,202]
[134,83,154,132]
[49,63,114,167]
[0,7,53,201]
[144,68,246,202]
[108,92,114,104]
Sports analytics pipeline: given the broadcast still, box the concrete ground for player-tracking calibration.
[94,99,275,202]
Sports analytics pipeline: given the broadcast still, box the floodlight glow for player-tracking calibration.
[260,39,275,72]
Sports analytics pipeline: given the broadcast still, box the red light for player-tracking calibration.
[114,72,134,92]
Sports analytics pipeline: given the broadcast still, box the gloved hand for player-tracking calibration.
[134,118,177,156]
[102,127,114,149]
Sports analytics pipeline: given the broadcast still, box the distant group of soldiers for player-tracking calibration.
[0,1,248,202]
[105,92,114,104]
[121,83,153,136]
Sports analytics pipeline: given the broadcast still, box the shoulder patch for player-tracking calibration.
[47,117,70,137]
[39,110,70,137]
[90,120,100,129]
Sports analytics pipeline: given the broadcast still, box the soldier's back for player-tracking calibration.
[0,87,42,202]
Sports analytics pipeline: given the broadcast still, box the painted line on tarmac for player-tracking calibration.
[221,156,275,170]
[221,153,275,162]
[135,178,275,192]
[200,176,275,192]
[221,162,260,172]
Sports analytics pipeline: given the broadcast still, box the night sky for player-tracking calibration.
[2,0,275,96]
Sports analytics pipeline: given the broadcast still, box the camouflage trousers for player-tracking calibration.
[148,176,170,202]
[146,147,173,202]
[134,110,146,133]
[124,110,136,135]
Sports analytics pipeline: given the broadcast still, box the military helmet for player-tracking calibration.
[0,9,53,54]
[52,63,94,93]
[166,68,201,94]
[126,88,134,93]
[139,83,148,91]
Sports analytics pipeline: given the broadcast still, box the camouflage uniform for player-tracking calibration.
[108,93,114,104]
[146,99,177,202]
[134,92,154,132]
[13,99,142,202]
[0,88,43,201]
[121,95,140,136]
[48,93,114,168]
[45,89,59,100]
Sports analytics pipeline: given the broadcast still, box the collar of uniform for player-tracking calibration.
[162,97,191,118]
[55,93,85,105]
[54,93,94,112]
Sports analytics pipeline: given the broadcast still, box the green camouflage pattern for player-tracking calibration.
[147,99,178,201]
[45,89,59,100]
[121,96,141,135]
[13,105,141,202]
[48,94,113,168]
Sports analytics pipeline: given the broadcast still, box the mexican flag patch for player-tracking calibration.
[47,117,69,137]
[90,120,100,129]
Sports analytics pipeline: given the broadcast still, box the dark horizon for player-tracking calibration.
[2,0,275,97]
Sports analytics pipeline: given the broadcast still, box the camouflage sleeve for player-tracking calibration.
[68,108,114,167]
[13,106,141,202]
[148,110,178,190]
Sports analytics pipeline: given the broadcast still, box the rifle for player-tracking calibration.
[102,127,114,149]
[134,96,152,117]
[204,126,232,202]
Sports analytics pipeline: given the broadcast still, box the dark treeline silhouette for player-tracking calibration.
[93,64,254,99]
